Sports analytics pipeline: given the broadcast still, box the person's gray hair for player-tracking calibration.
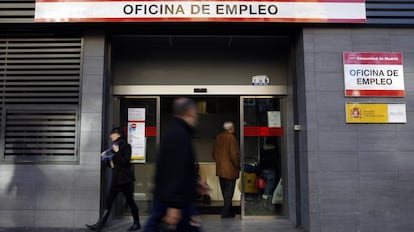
[223,121,234,131]
[173,97,196,116]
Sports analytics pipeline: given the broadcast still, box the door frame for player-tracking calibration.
[113,95,161,147]
[113,85,287,96]
[111,96,160,215]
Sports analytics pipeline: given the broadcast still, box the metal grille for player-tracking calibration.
[4,109,78,162]
[367,0,414,24]
[0,36,82,162]
[0,38,82,104]
[0,0,35,24]
[0,107,2,142]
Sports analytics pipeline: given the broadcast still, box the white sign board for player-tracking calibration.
[34,0,366,23]
[343,52,405,97]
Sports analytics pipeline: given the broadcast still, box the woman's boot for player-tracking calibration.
[86,209,110,231]
[127,199,141,231]
[127,212,141,231]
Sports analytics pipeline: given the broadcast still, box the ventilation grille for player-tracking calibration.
[0,36,82,162]
[366,0,414,24]
[0,37,82,104]
[0,107,2,139]
[0,0,35,23]
[4,109,78,161]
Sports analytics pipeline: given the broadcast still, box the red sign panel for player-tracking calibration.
[145,126,157,137]
[344,52,403,65]
[244,127,284,137]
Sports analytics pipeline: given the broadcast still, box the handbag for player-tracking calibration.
[256,177,266,189]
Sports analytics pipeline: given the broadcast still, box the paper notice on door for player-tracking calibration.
[128,122,146,162]
[267,111,281,127]
[128,107,146,163]
[128,108,145,121]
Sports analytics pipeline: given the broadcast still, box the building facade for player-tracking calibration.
[0,1,414,231]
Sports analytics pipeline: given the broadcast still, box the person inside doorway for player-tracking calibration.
[211,121,241,218]
[258,139,278,209]
[86,127,140,232]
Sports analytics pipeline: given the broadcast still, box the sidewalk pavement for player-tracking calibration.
[0,215,303,232]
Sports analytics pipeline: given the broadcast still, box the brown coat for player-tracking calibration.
[211,131,240,180]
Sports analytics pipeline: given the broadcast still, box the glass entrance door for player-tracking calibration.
[241,97,284,217]
[161,96,241,214]
[114,96,160,216]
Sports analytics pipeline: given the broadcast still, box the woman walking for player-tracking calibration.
[86,127,141,232]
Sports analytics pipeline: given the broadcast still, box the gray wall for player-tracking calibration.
[300,28,414,232]
[0,33,105,228]
[112,36,289,86]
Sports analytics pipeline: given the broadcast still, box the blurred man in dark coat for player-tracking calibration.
[143,97,202,232]
[212,121,240,218]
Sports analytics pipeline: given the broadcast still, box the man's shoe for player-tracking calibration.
[221,213,235,218]
[127,222,141,231]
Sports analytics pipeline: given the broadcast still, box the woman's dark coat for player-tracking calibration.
[108,138,135,190]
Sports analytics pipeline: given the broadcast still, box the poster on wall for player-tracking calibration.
[345,103,406,124]
[343,52,405,97]
[34,0,366,23]
[128,108,146,163]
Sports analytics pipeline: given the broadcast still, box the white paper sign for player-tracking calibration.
[128,108,146,121]
[127,108,146,163]
[268,111,281,127]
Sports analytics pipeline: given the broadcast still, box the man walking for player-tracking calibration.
[143,97,201,232]
[212,121,240,218]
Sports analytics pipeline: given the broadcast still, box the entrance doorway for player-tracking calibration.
[241,96,284,217]
[109,35,292,220]
[113,95,285,218]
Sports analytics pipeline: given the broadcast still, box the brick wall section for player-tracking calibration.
[301,28,414,232]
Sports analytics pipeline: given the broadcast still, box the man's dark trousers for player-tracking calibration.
[219,177,236,217]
